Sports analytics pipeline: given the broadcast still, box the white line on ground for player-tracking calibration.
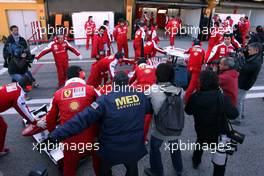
[1,106,42,115]
[0,68,8,76]
[249,86,264,91]
[0,59,95,66]
[30,44,45,54]
[245,93,264,99]
[26,98,52,105]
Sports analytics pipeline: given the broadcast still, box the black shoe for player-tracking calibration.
[144,168,158,176]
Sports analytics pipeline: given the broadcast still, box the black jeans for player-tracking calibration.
[149,136,183,176]
[192,138,226,176]
[99,160,138,176]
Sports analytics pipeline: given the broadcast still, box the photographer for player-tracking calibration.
[185,70,238,176]
[236,42,263,123]
[3,25,37,86]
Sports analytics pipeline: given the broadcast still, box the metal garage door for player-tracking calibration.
[7,10,38,40]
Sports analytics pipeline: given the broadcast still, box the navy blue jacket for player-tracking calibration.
[49,88,152,165]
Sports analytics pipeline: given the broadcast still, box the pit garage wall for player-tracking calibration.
[181,8,202,38]
[215,7,264,30]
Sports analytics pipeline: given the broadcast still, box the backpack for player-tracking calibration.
[154,90,185,136]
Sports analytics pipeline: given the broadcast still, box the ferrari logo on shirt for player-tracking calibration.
[63,89,72,98]
[62,87,86,99]
[0,86,3,90]
[194,52,198,56]
[69,101,80,111]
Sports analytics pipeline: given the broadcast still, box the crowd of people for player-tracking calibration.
[1,12,264,176]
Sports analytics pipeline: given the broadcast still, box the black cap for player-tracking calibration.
[67,65,83,79]
[193,38,201,46]
[137,58,147,65]
[113,71,129,86]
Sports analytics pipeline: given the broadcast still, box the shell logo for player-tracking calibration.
[69,101,80,111]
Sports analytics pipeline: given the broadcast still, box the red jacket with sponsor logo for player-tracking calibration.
[185,45,205,73]
[144,40,166,58]
[134,27,146,46]
[95,55,119,79]
[113,24,128,43]
[35,39,80,62]
[91,32,105,58]
[102,25,112,44]
[206,42,237,63]
[208,27,223,47]
[84,20,96,36]
[0,83,36,123]
[165,19,181,37]
[240,19,250,36]
[129,63,156,87]
[46,78,100,143]
[147,26,160,44]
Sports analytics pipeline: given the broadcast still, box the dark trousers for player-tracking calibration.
[99,160,138,176]
[149,136,183,176]
[192,138,226,176]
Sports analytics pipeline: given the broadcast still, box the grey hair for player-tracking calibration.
[248,42,263,53]
[221,57,235,68]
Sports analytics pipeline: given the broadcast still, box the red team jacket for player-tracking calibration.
[91,32,105,58]
[240,19,251,36]
[144,40,166,58]
[46,78,100,143]
[102,25,112,45]
[86,55,120,88]
[113,24,128,44]
[185,45,205,73]
[206,41,239,63]
[0,83,36,123]
[208,27,223,48]
[165,19,181,37]
[35,39,80,62]
[84,20,96,36]
[129,63,156,88]
[134,27,146,46]
[147,26,160,44]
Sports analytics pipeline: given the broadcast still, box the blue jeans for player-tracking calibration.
[149,136,183,176]
[10,71,35,83]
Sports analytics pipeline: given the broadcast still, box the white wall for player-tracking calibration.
[7,10,38,40]
[215,7,263,29]
[250,9,264,28]
[181,8,202,38]
[72,11,114,46]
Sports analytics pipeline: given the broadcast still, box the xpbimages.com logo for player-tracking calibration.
[32,141,100,154]
[97,83,166,95]
[33,25,231,38]
[164,140,232,154]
